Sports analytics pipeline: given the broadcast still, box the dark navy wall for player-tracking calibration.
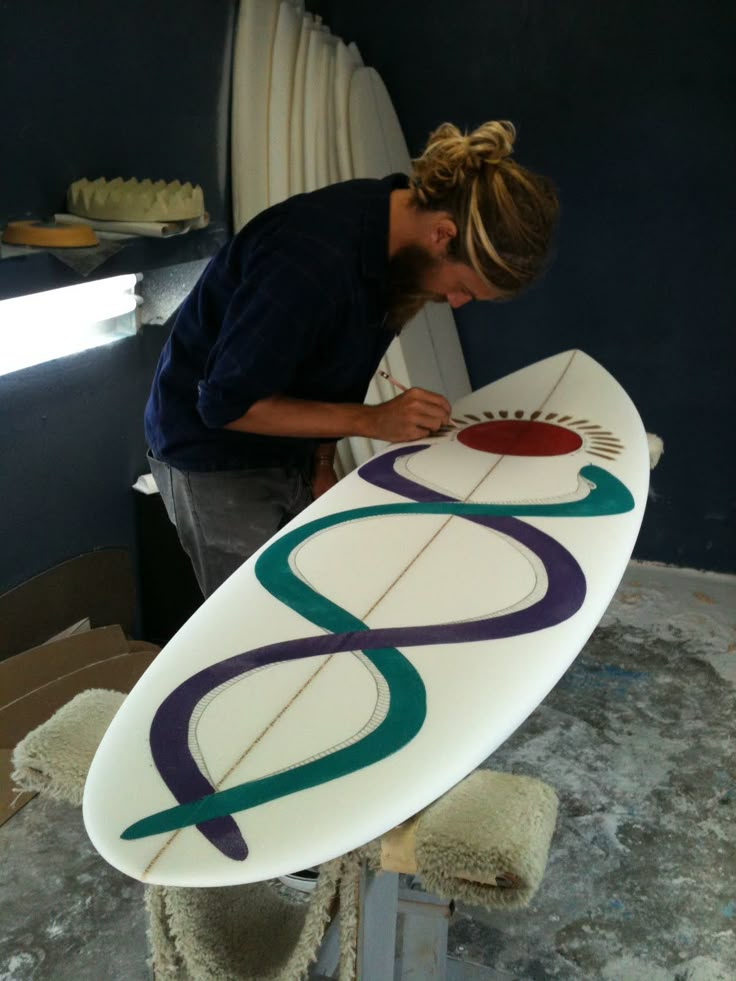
[312,0,736,572]
[0,0,234,228]
[0,328,167,593]
[0,0,235,613]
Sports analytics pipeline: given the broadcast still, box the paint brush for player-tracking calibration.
[376,369,457,432]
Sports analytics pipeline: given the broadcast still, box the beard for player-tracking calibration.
[384,244,445,333]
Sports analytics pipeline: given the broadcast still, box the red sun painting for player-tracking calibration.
[452,410,624,461]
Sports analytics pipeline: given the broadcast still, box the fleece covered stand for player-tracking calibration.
[145,858,347,981]
[12,689,559,980]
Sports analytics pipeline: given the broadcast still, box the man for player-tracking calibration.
[145,120,558,598]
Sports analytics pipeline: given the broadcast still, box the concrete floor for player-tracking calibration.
[1,561,734,980]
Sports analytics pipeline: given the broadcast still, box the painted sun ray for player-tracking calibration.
[448,409,627,468]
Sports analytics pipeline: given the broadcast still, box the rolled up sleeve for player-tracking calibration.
[195,246,335,428]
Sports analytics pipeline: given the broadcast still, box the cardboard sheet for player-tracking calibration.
[0,627,158,827]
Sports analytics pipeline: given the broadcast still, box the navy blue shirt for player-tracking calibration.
[144,175,406,471]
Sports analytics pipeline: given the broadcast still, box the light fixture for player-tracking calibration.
[0,273,142,377]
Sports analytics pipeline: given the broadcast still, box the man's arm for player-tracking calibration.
[223,389,451,443]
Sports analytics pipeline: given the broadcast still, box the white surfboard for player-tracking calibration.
[288,11,313,196]
[268,1,301,207]
[302,23,327,192]
[313,32,334,188]
[231,0,281,231]
[84,350,649,887]
[324,36,341,185]
[423,303,473,404]
[349,66,410,180]
[334,39,362,181]
[302,23,338,193]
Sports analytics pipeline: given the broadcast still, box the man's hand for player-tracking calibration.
[311,459,338,498]
[311,442,338,499]
[368,387,452,442]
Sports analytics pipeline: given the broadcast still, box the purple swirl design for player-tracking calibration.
[126,444,589,858]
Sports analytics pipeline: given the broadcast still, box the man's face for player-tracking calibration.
[424,255,506,308]
[385,244,503,331]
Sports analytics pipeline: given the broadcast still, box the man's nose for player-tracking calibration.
[446,293,471,309]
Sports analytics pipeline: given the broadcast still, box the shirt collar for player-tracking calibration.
[360,173,410,281]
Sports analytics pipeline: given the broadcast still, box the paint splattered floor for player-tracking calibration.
[1,562,734,980]
[448,562,736,980]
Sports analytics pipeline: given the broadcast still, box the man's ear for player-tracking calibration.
[429,215,458,256]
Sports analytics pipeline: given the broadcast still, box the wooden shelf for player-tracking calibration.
[0,224,229,301]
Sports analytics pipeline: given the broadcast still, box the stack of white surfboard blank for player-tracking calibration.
[231,0,471,472]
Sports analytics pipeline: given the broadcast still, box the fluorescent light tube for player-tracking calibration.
[0,274,141,376]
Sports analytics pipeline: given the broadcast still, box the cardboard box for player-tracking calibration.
[0,549,136,660]
[0,626,159,827]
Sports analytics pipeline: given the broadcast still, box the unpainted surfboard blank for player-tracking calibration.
[288,10,313,196]
[313,32,335,188]
[334,39,361,181]
[302,23,327,192]
[349,66,411,178]
[268,1,301,207]
[324,36,341,185]
[231,0,280,231]
[83,350,649,887]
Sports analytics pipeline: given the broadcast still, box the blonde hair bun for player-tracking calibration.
[412,120,516,199]
[467,120,516,166]
[410,119,558,296]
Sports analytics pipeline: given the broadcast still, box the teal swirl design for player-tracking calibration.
[121,453,634,860]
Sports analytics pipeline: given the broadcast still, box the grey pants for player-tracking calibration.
[148,453,313,598]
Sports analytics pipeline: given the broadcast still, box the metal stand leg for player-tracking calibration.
[356,866,400,979]
[396,881,452,980]
[311,864,453,980]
